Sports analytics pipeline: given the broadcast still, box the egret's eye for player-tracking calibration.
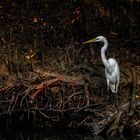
[96,38,100,42]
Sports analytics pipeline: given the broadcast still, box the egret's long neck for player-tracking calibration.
[101,39,110,69]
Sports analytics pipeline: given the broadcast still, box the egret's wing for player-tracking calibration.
[107,58,117,74]
[105,63,113,75]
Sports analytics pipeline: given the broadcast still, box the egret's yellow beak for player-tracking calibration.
[83,38,96,44]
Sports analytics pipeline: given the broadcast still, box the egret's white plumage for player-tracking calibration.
[105,58,120,93]
[83,36,120,93]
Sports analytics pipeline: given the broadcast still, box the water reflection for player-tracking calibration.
[0,128,139,140]
[0,128,105,140]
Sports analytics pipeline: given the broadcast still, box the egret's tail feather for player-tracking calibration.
[110,84,118,93]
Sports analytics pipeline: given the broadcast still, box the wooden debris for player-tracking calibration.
[31,78,59,99]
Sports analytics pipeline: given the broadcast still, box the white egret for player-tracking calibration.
[83,36,120,93]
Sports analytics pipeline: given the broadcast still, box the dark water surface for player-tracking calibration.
[0,127,104,140]
[0,127,139,140]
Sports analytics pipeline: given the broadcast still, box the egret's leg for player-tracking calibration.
[0,76,2,85]
[115,93,119,110]
[107,85,109,93]
[106,79,110,119]
[115,82,120,110]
